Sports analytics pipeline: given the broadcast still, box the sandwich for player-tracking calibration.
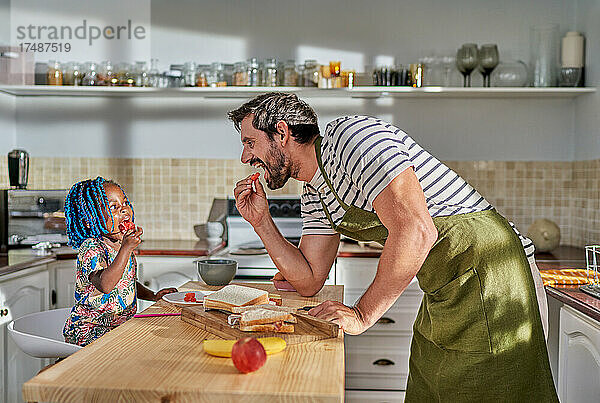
[203,284,269,312]
[229,306,296,333]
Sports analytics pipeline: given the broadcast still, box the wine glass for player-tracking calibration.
[456,44,479,87]
[479,44,499,87]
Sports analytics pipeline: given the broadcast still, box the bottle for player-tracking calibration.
[148,58,161,87]
[47,61,62,85]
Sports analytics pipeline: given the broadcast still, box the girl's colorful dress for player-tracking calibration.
[63,238,137,346]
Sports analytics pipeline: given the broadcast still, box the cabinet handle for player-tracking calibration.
[373,358,395,366]
[51,290,57,306]
[144,281,150,286]
[376,317,395,324]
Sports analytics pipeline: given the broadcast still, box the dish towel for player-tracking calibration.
[540,269,595,286]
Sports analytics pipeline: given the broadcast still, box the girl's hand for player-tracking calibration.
[122,226,143,252]
[154,287,178,301]
[233,174,269,228]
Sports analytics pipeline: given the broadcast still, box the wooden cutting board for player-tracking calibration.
[181,305,339,344]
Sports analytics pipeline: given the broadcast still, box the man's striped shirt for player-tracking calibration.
[301,115,535,264]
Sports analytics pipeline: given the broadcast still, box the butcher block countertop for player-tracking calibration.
[22,282,345,403]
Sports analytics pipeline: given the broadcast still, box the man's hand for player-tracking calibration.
[154,287,178,301]
[308,300,367,335]
[233,174,269,228]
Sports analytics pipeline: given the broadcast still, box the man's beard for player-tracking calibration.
[262,142,296,190]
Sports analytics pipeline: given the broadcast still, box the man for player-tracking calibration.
[229,93,557,401]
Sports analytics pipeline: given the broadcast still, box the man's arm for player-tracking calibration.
[309,167,437,334]
[234,174,339,296]
[253,214,340,296]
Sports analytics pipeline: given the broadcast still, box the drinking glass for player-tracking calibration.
[456,44,479,87]
[479,44,499,87]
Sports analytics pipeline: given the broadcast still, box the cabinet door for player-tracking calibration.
[136,257,197,311]
[0,267,50,403]
[558,306,600,403]
[53,260,77,309]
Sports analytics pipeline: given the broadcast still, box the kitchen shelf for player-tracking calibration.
[0,85,595,98]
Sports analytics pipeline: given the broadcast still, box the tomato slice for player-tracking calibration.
[250,173,260,182]
[118,221,135,233]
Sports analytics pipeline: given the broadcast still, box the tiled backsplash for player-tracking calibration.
[0,157,597,248]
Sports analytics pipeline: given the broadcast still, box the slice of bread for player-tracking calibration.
[203,285,269,312]
[239,308,297,326]
[231,304,296,314]
[239,321,295,333]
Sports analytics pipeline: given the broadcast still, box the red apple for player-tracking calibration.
[231,337,267,374]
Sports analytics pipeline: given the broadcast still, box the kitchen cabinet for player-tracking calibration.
[50,259,77,309]
[0,265,50,403]
[336,256,422,394]
[136,256,198,311]
[558,305,600,403]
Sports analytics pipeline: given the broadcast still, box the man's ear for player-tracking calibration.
[276,120,290,146]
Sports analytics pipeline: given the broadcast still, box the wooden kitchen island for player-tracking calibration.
[22,282,345,403]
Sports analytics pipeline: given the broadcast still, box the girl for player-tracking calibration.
[63,176,177,346]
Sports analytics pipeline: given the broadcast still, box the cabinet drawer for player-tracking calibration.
[345,389,405,402]
[345,291,421,334]
[345,338,410,377]
[346,373,408,392]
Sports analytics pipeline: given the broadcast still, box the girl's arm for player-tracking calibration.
[90,228,142,294]
[136,282,178,301]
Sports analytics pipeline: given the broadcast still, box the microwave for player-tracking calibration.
[0,189,68,252]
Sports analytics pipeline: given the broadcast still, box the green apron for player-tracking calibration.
[314,137,558,402]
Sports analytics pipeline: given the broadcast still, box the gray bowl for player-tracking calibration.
[197,259,237,286]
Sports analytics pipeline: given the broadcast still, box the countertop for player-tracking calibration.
[535,246,600,323]
[22,282,345,403]
[0,239,226,277]
[337,243,600,323]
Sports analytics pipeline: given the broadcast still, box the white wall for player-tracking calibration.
[574,0,600,160]
[0,93,16,154]
[0,0,9,45]
[8,0,586,161]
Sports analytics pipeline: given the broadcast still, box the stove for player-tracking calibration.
[213,197,334,284]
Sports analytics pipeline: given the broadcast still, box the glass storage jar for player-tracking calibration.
[81,62,99,86]
[134,61,149,87]
[283,60,298,86]
[303,59,319,87]
[233,61,248,86]
[247,58,261,86]
[148,58,161,87]
[262,58,278,86]
[183,61,197,87]
[47,60,62,85]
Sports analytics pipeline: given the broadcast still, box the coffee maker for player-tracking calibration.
[8,149,29,189]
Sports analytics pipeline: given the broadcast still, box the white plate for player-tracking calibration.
[162,291,213,305]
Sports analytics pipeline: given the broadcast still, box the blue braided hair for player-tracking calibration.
[64,176,135,248]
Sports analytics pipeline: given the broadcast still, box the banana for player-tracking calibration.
[203,337,287,357]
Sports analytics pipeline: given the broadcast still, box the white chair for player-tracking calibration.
[7,308,81,358]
